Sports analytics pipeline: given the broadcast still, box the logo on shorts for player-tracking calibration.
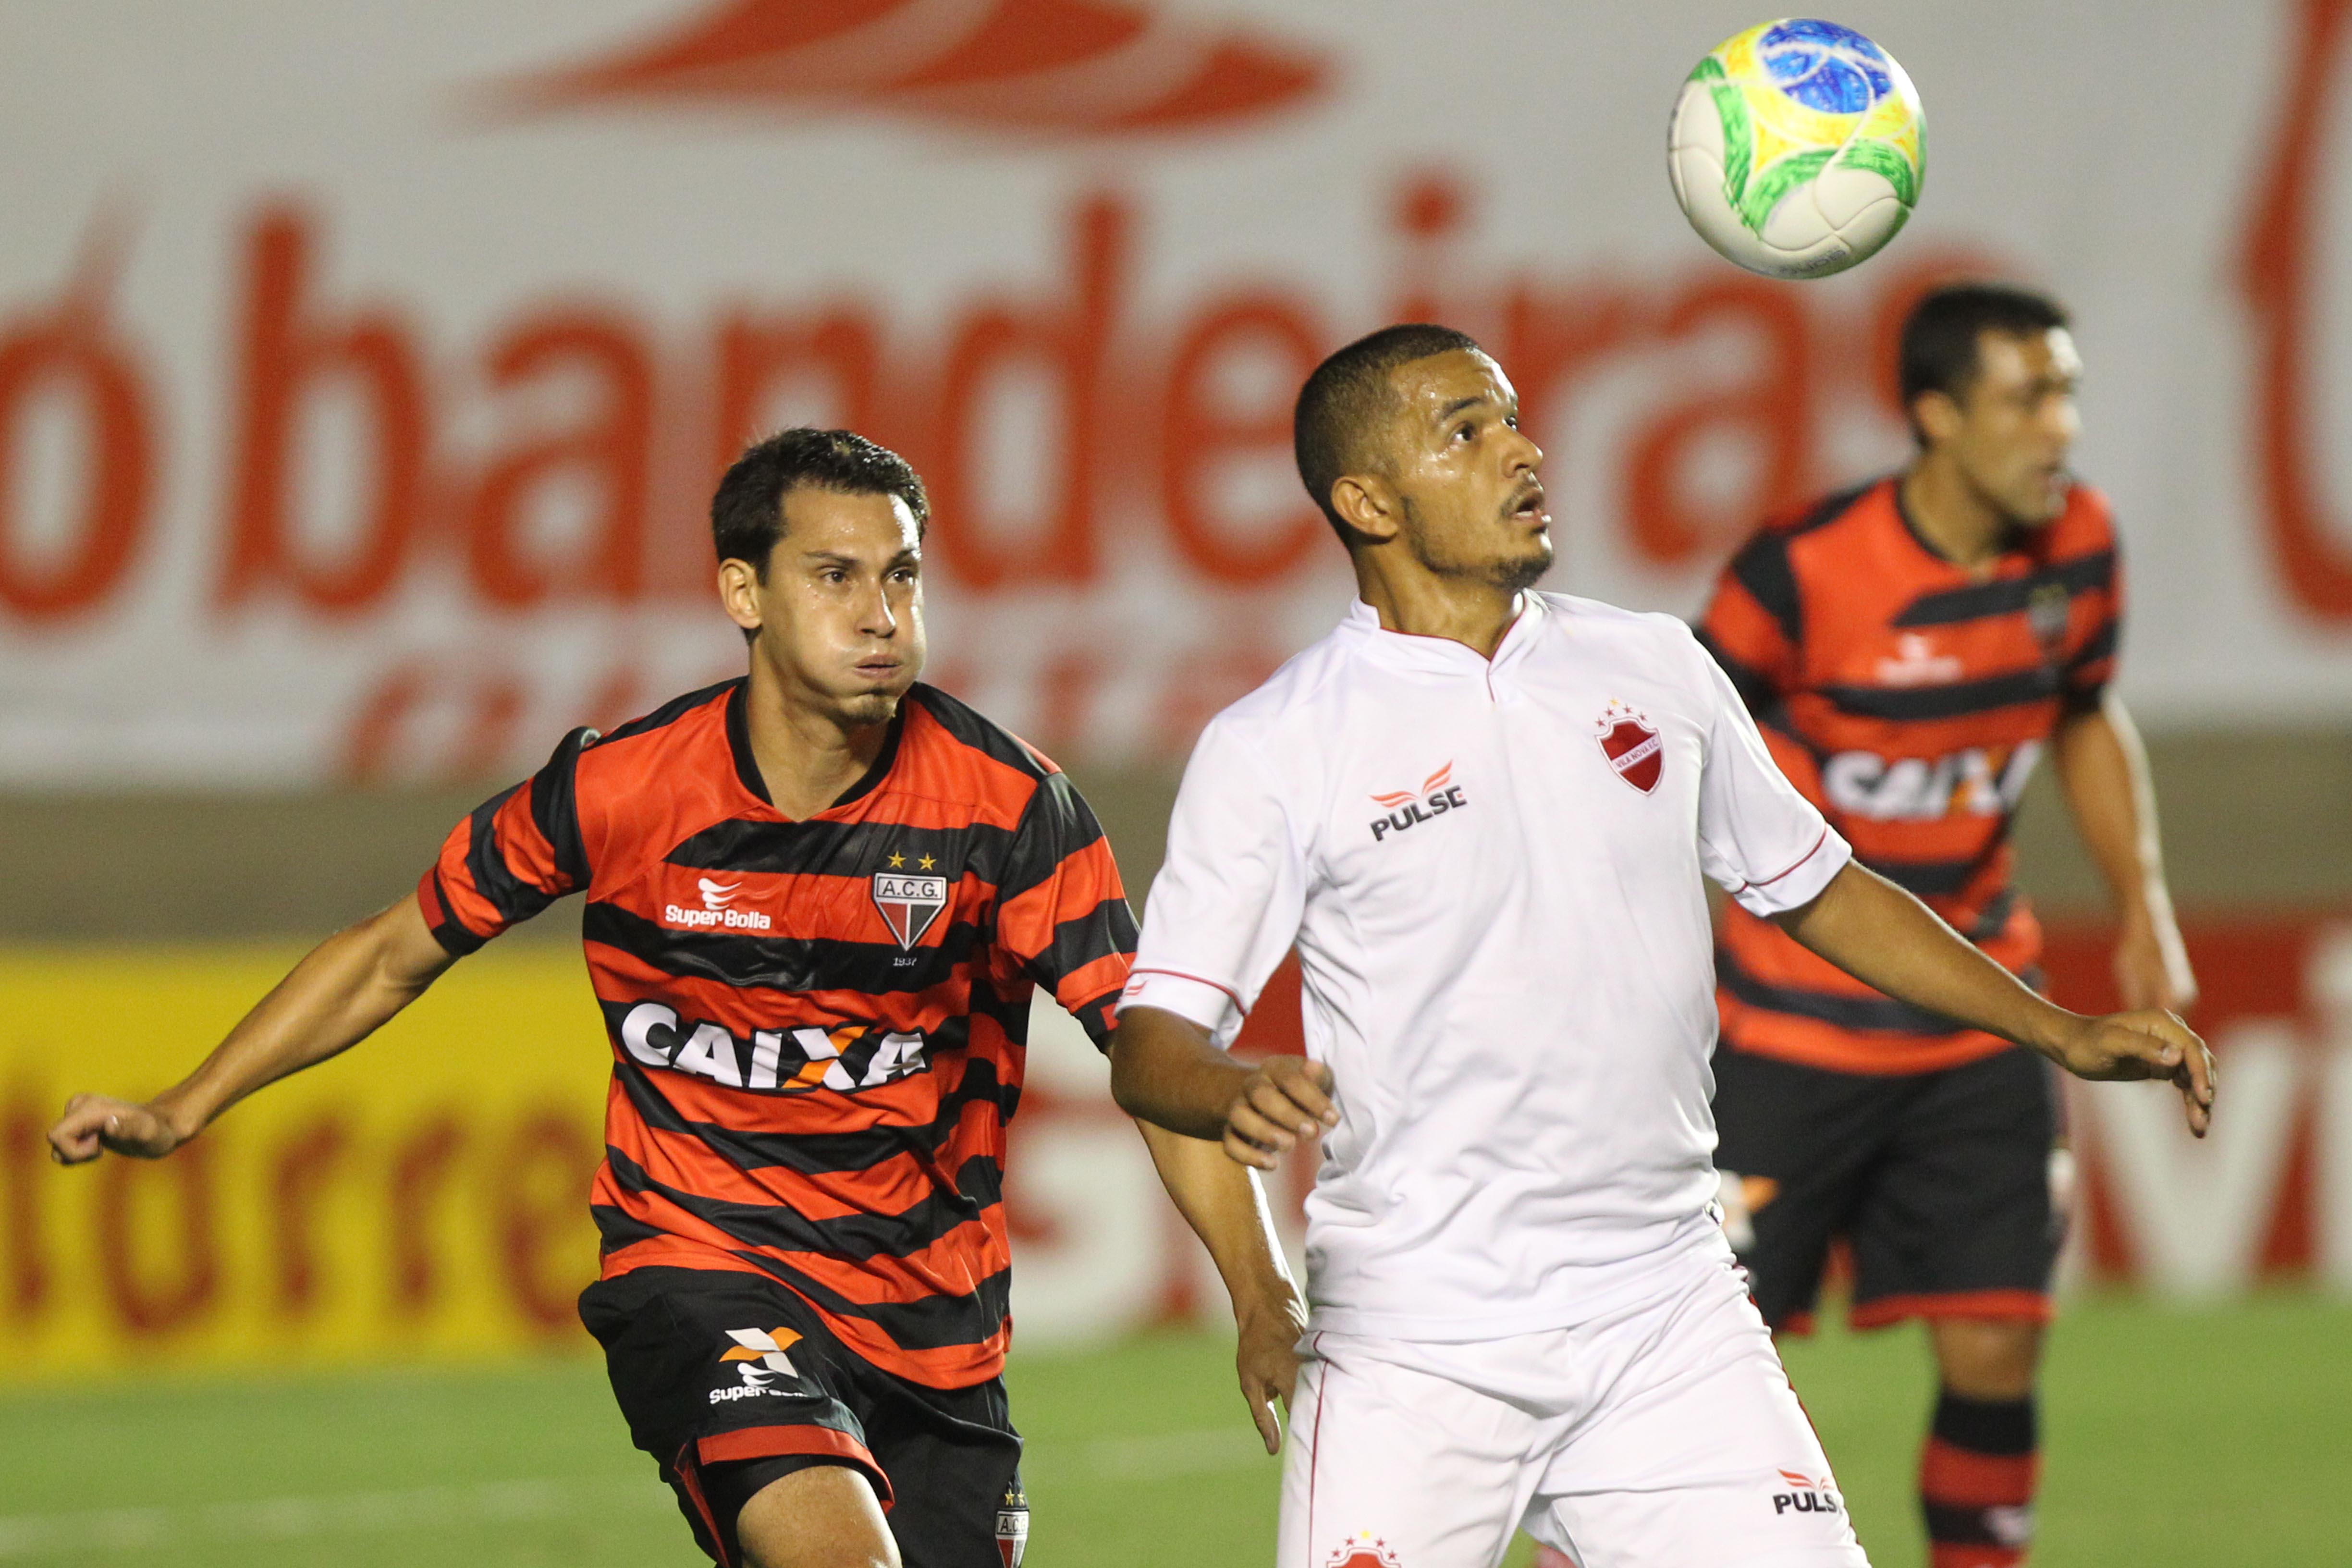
[872,872,949,949]
[1596,702,1663,794]
[1772,1469,1844,1517]
[995,1478,1029,1568]
[1324,1534,1402,1568]
[709,1327,802,1404]
[1368,761,1468,843]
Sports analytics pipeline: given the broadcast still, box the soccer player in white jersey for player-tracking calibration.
[1106,325,2214,1568]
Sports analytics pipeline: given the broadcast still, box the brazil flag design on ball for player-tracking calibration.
[1668,19,1924,279]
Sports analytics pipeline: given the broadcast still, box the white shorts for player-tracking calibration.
[1279,1248,1869,1568]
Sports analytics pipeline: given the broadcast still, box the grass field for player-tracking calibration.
[1,1293,2344,1566]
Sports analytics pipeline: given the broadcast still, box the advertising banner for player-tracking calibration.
[5,1,2352,790]
[2,914,2345,1384]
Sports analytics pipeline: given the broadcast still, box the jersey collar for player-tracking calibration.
[723,679,907,817]
[1339,592,1548,676]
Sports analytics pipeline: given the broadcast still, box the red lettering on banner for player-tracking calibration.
[464,306,656,607]
[2242,0,2352,622]
[2,1083,49,1321]
[96,1139,220,1335]
[386,1115,467,1315]
[1389,169,1473,328]
[1624,277,1814,565]
[1161,294,1327,583]
[342,659,528,784]
[496,1108,600,1334]
[930,194,1127,588]
[1502,279,1638,472]
[711,307,884,479]
[220,202,430,614]
[0,223,158,622]
[270,1115,350,1316]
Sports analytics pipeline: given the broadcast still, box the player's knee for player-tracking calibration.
[1930,1316,2044,1398]
[733,1465,899,1568]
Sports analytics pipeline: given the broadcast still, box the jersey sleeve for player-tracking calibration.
[2062,530,2124,714]
[1696,527,1804,718]
[1119,717,1306,1050]
[415,726,597,956]
[994,771,1138,1050]
[1690,640,1852,917]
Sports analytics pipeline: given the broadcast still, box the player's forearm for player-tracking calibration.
[2053,695,2174,921]
[1774,862,2078,1060]
[1108,1005,1253,1140]
[154,895,455,1140]
[1136,1121,1300,1317]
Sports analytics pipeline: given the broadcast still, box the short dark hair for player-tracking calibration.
[1898,283,2071,435]
[710,427,930,575]
[1294,323,1485,542]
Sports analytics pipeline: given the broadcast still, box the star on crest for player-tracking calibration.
[918,854,936,870]
[887,852,906,868]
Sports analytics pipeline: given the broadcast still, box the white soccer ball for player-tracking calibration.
[1667,18,1925,280]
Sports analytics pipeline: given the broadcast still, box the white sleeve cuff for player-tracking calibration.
[1727,827,1852,918]
[1117,969,1244,1045]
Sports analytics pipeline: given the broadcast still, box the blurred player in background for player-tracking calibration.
[1697,284,2199,1568]
[49,429,1302,1568]
[1109,325,2211,1568]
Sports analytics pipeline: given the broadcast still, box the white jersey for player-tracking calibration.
[1122,593,1850,1340]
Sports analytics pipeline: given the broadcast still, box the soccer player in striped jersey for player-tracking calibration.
[47,429,1304,1568]
[1697,284,2199,1568]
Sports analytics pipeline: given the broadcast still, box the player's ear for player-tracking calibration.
[717,557,765,639]
[1912,388,1964,447]
[1331,473,1402,544]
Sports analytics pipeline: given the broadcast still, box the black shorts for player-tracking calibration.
[1710,1042,2065,1334]
[578,1267,1027,1568]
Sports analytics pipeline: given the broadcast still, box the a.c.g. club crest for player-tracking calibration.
[1596,700,1664,794]
[871,871,948,949]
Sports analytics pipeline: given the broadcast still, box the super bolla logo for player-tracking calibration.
[1368,761,1467,843]
[664,876,773,932]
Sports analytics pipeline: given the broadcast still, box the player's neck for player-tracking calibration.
[1899,459,2011,574]
[1352,557,1522,659]
[740,657,895,819]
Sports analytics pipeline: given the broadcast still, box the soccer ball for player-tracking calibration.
[1667,19,1924,280]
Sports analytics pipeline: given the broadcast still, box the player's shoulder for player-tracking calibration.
[1538,592,1718,682]
[891,684,1077,827]
[2045,481,2119,555]
[572,679,737,788]
[1198,621,1360,737]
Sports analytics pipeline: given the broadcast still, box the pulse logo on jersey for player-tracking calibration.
[663,875,775,932]
[621,1003,930,1093]
[1596,702,1664,793]
[1771,1469,1845,1517]
[710,1326,802,1404]
[872,872,949,949]
[1368,762,1467,842]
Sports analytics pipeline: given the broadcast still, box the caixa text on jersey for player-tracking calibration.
[618,1002,928,1093]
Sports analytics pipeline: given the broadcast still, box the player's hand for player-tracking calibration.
[2113,911,2198,1014]
[1222,1055,1338,1171]
[47,1094,187,1164]
[2047,1010,2215,1138]
[1234,1283,1310,1455]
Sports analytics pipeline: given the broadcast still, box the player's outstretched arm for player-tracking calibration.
[1774,862,2215,1136]
[1108,1006,1338,1169]
[48,892,458,1164]
[1134,1121,1310,1453]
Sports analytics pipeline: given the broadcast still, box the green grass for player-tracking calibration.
[0,1294,2345,1566]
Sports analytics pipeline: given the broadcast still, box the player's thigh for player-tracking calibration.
[734,1464,898,1568]
[1709,1045,1897,1329]
[1848,1046,2061,1324]
[1526,1264,1867,1568]
[1280,1339,1538,1568]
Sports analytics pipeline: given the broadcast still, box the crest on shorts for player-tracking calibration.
[1596,701,1663,794]
[995,1478,1030,1567]
[1325,1535,1403,1568]
[871,871,948,949]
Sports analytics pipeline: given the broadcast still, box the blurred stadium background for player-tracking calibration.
[4,1,2350,1563]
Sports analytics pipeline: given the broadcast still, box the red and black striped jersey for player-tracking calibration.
[1698,477,2121,1075]
[416,679,1136,1387]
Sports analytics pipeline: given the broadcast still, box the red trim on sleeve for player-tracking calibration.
[1121,967,1247,1011]
[415,870,447,928]
[1741,828,1830,892]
